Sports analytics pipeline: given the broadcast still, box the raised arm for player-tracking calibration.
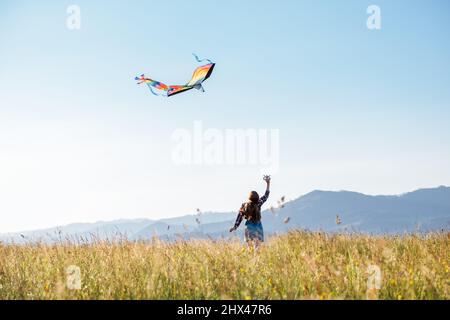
[259,175,271,205]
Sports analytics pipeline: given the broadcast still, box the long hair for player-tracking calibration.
[243,191,261,221]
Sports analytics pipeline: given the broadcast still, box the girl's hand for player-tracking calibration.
[263,175,271,183]
[229,226,236,232]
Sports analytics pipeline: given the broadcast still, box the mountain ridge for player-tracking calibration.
[1,186,449,243]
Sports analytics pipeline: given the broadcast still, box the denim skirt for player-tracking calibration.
[245,221,264,242]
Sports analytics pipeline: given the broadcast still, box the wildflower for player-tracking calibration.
[277,196,287,209]
[319,292,328,300]
[336,215,341,225]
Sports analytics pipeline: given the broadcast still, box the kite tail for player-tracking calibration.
[192,53,213,64]
[147,84,167,97]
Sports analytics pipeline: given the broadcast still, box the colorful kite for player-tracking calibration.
[135,54,215,97]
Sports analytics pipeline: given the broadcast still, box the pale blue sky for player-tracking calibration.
[1,1,449,232]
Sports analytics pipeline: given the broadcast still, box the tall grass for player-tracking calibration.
[0,231,448,299]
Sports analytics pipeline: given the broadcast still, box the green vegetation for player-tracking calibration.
[0,231,448,299]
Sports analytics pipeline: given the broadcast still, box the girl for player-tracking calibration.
[229,175,271,246]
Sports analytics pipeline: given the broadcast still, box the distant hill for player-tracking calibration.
[1,186,449,243]
[260,186,450,234]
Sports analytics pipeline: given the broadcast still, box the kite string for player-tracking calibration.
[192,53,213,64]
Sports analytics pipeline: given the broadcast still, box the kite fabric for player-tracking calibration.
[135,54,215,97]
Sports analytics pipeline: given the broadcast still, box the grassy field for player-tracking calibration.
[0,231,448,300]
